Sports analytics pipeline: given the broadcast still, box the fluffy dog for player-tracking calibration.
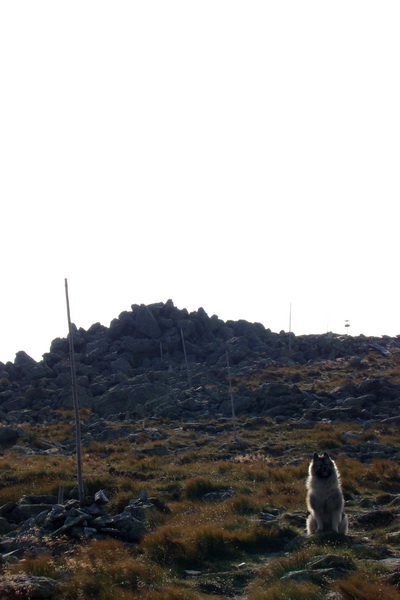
[306,452,348,534]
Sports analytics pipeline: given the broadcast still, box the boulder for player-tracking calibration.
[11,504,55,523]
[354,510,396,529]
[133,305,162,339]
[0,516,12,534]
[14,351,36,366]
[0,427,19,445]
[109,511,149,541]
[0,574,58,599]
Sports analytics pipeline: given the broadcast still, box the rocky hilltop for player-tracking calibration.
[1,300,400,427]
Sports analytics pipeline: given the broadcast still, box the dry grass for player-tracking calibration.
[247,580,323,600]
[0,409,400,598]
[336,573,400,600]
[5,539,165,600]
[236,351,400,394]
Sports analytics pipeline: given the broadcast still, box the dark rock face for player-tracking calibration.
[1,300,400,425]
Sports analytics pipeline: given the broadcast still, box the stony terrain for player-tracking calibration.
[1,300,400,426]
[0,301,400,599]
[0,415,400,599]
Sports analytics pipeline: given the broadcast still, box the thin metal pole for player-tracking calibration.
[226,351,237,442]
[180,328,192,390]
[65,279,85,506]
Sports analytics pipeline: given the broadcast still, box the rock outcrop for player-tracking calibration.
[0,300,399,425]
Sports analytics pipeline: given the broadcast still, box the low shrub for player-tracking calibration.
[183,477,220,501]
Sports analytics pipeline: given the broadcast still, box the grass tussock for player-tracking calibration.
[4,539,165,600]
[141,525,197,567]
[183,477,221,501]
[139,584,204,600]
[247,580,323,600]
[229,494,263,515]
[142,521,298,569]
[336,573,400,600]
[63,539,162,600]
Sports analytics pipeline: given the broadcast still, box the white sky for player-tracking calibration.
[1,1,399,363]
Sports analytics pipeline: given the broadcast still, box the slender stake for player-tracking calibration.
[65,279,85,506]
[58,485,64,505]
[226,351,237,442]
[180,328,192,390]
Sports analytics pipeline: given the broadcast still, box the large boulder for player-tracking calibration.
[0,426,19,445]
[133,305,162,339]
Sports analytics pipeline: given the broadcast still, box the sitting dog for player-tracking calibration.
[306,451,348,534]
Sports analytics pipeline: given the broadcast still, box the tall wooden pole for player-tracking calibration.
[65,279,85,506]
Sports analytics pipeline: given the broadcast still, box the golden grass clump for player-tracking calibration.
[183,477,221,501]
[141,525,197,567]
[59,539,163,599]
[142,520,298,569]
[336,573,400,600]
[3,539,164,600]
[229,494,263,515]
[139,584,204,600]
[247,580,323,600]
[0,455,77,503]
[6,553,59,579]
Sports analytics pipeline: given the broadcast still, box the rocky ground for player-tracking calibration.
[1,300,400,426]
[0,415,400,598]
[1,301,400,598]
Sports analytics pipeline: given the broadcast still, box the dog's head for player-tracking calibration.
[310,452,335,479]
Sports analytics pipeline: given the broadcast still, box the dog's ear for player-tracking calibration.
[313,452,319,460]
[323,451,330,458]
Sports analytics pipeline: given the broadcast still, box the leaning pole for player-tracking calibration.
[64,278,85,506]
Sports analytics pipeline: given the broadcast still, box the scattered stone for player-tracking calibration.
[0,427,19,445]
[0,574,58,599]
[259,512,278,522]
[353,510,396,529]
[306,554,356,571]
[94,490,109,504]
[0,502,16,518]
[387,531,400,543]
[139,489,148,501]
[50,514,87,537]
[202,487,234,502]
[281,568,343,584]
[0,517,12,534]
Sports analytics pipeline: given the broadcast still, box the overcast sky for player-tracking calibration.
[1,1,399,363]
